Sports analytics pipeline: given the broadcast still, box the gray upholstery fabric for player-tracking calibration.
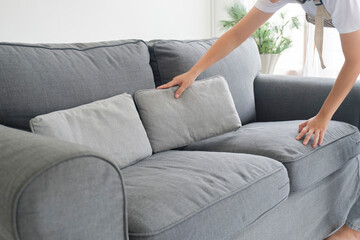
[147,38,261,125]
[0,40,155,131]
[122,150,289,240]
[30,93,152,168]
[0,125,128,240]
[18,157,127,240]
[183,120,360,192]
[255,74,360,129]
[234,155,360,240]
[134,76,241,153]
[347,196,360,231]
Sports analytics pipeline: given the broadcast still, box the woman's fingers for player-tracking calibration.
[297,127,324,147]
[298,121,308,133]
[303,129,314,145]
[312,130,320,148]
[175,83,190,98]
[295,116,329,148]
[156,79,178,89]
[319,131,325,146]
[296,127,308,140]
[157,72,196,98]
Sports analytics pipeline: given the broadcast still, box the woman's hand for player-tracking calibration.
[296,114,330,148]
[156,71,197,98]
[156,7,274,99]
[296,30,360,149]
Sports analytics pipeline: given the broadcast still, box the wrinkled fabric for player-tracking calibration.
[184,120,360,192]
[234,156,360,240]
[122,150,289,240]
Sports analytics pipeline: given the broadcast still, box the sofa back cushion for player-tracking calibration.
[134,75,241,153]
[30,93,152,168]
[148,38,261,125]
[0,40,155,131]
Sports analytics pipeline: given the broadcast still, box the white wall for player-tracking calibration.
[0,0,212,43]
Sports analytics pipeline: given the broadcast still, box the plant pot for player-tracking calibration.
[260,54,281,74]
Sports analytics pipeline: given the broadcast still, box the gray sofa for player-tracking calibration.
[0,38,359,240]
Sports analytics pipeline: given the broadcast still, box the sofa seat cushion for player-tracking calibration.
[183,120,360,192]
[122,150,289,240]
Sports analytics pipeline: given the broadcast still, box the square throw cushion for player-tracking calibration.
[147,38,260,125]
[30,93,152,168]
[134,75,241,153]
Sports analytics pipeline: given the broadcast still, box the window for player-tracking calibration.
[214,0,346,78]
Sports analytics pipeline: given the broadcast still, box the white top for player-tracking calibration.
[255,0,360,34]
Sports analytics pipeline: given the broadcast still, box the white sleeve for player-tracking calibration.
[330,0,360,34]
[254,0,289,13]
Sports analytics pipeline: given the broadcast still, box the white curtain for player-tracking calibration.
[303,21,344,78]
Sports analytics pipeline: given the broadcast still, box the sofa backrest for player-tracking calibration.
[148,38,261,125]
[0,40,155,131]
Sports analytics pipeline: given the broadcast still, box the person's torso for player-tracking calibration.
[301,0,359,34]
[257,0,360,34]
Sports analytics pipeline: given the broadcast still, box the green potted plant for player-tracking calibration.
[220,2,300,74]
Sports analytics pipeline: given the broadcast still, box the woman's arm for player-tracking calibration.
[297,29,360,147]
[157,7,274,98]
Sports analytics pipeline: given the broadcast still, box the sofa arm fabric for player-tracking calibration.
[0,125,128,240]
[254,74,360,129]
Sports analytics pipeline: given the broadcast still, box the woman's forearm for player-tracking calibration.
[189,7,273,78]
[318,31,360,120]
[318,60,360,119]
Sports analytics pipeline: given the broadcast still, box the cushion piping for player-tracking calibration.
[225,195,289,240]
[13,153,128,240]
[0,40,146,52]
[283,129,359,164]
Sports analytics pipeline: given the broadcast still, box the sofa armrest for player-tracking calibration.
[0,125,128,240]
[254,74,360,129]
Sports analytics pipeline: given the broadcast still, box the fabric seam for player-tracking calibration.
[0,40,145,52]
[290,153,360,193]
[226,195,289,240]
[283,129,359,164]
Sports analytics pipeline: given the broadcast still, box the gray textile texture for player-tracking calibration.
[255,74,360,129]
[0,125,128,240]
[347,195,360,231]
[122,150,289,240]
[147,38,261,125]
[134,76,241,153]
[0,40,155,131]
[30,93,152,168]
[184,120,360,192]
[234,155,360,240]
